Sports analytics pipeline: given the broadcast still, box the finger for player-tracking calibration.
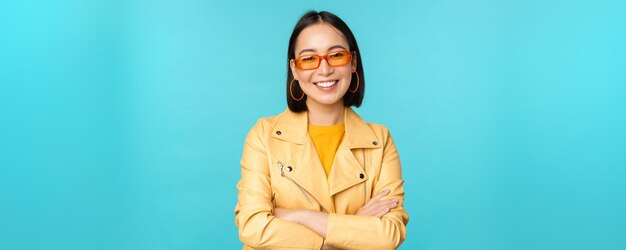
[358,193,396,216]
[366,189,391,205]
[359,199,397,216]
[373,206,391,217]
[359,200,384,215]
[368,199,396,213]
[376,200,399,217]
[387,198,399,207]
[390,199,399,208]
[366,200,387,212]
[371,198,397,209]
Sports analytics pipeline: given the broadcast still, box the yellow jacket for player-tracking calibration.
[235,107,409,250]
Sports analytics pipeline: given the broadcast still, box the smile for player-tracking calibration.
[314,80,337,88]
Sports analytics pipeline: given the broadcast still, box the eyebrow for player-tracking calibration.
[298,45,348,56]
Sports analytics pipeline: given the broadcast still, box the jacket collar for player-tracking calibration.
[271,107,382,149]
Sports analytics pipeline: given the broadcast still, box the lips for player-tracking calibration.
[314,80,337,88]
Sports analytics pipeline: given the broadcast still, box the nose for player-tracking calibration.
[316,58,333,76]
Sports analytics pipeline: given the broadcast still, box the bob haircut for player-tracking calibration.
[286,10,365,112]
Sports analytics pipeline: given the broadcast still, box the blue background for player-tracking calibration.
[1,0,625,249]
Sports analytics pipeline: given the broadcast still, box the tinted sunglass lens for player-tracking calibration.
[328,52,350,66]
[297,56,320,70]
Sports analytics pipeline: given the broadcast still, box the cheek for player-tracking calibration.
[294,71,314,83]
[338,70,354,85]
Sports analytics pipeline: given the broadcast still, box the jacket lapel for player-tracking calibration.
[328,108,382,196]
[290,136,335,212]
[271,108,334,212]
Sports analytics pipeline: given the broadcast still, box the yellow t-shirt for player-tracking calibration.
[308,123,345,177]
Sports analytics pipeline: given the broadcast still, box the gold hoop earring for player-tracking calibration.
[290,79,305,101]
[349,72,360,93]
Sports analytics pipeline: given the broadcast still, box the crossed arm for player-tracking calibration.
[273,189,398,249]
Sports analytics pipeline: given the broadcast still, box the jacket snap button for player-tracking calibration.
[372,141,378,146]
[359,173,365,179]
[276,131,282,135]
[286,166,293,172]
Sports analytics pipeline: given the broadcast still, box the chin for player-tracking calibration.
[309,96,344,106]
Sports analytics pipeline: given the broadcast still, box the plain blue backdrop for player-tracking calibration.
[1,0,625,249]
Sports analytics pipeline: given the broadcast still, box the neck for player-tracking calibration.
[306,101,345,126]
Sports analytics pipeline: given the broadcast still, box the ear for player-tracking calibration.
[351,52,358,72]
[289,59,298,80]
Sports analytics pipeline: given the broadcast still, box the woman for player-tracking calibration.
[235,10,408,250]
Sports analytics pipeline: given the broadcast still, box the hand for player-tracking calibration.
[273,208,301,223]
[356,189,398,217]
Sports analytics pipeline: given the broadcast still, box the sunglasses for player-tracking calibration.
[293,50,353,70]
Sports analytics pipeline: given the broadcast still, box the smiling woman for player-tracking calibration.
[234,10,409,250]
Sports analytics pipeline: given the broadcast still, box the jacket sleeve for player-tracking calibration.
[234,120,325,249]
[324,129,409,250]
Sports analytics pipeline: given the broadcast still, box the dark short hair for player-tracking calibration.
[286,10,365,112]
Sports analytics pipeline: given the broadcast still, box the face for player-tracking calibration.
[290,22,357,108]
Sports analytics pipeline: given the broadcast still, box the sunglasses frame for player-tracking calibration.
[293,50,354,70]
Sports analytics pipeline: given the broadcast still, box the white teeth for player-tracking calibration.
[315,80,337,87]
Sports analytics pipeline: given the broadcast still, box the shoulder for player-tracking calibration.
[252,114,280,131]
[244,110,286,144]
[366,122,394,144]
[246,114,280,138]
